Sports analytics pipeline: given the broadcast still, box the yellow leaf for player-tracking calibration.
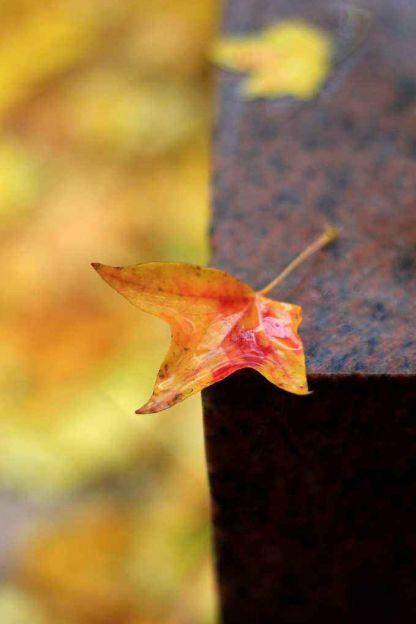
[212,20,332,99]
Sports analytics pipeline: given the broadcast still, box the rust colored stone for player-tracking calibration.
[210,0,416,375]
[203,0,416,622]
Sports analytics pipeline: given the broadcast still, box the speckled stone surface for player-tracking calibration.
[210,0,416,375]
[203,0,416,621]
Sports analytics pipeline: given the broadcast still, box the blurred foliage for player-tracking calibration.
[0,0,218,622]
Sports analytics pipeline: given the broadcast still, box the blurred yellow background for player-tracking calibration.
[0,1,219,622]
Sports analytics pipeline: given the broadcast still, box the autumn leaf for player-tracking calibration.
[211,20,332,99]
[92,228,337,413]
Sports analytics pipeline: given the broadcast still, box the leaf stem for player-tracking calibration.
[257,226,339,296]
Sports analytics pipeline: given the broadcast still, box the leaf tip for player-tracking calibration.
[91,262,102,271]
[135,399,158,414]
[135,404,160,415]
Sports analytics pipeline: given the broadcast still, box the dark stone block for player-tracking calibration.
[204,375,416,623]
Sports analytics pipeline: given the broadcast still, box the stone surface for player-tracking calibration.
[204,0,416,621]
[210,0,416,375]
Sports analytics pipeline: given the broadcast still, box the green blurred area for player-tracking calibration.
[0,1,218,622]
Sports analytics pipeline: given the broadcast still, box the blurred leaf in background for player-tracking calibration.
[0,0,218,622]
[212,19,332,99]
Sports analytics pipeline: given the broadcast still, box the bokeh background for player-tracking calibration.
[0,1,219,622]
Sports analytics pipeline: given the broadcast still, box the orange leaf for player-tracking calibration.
[92,229,337,413]
[92,263,307,413]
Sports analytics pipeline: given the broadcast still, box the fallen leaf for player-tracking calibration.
[211,19,332,99]
[93,228,337,413]
[92,264,307,414]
